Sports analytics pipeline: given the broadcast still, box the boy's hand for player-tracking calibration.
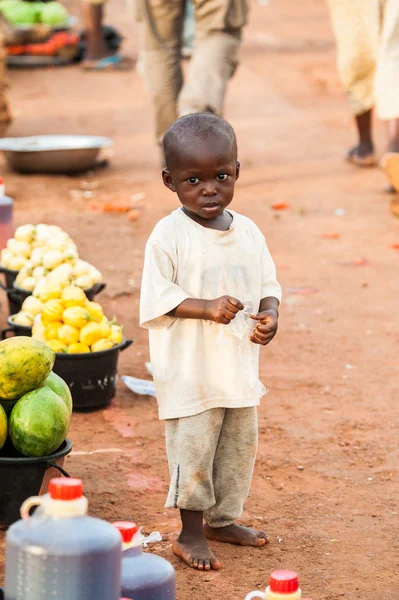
[249,310,278,345]
[205,296,244,324]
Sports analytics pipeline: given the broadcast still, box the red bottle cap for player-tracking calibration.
[269,571,299,594]
[113,521,139,543]
[49,478,83,501]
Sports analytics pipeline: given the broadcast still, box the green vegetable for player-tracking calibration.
[1,1,38,24]
[9,387,69,457]
[42,371,72,416]
[38,1,68,25]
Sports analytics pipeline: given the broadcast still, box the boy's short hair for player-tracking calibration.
[163,113,238,169]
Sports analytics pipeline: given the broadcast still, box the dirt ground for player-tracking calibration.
[1,0,399,598]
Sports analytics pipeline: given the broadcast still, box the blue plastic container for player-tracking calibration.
[114,521,176,600]
[5,478,122,600]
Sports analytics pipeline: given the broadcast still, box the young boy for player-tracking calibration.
[140,113,282,571]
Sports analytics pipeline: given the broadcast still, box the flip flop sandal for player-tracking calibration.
[345,149,377,167]
[382,152,399,193]
[82,54,134,71]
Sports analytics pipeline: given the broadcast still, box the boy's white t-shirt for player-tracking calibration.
[140,209,282,420]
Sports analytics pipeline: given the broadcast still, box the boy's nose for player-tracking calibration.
[202,183,217,196]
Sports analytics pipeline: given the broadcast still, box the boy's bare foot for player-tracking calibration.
[345,144,376,167]
[204,523,268,547]
[172,533,221,571]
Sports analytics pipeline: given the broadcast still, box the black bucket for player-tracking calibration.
[0,266,20,316]
[10,281,106,315]
[1,314,32,339]
[0,438,72,526]
[53,338,133,412]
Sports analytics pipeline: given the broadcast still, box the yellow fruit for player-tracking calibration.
[22,296,43,316]
[42,299,65,324]
[45,321,62,341]
[38,282,62,303]
[30,247,45,267]
[14,224,36,243]
[98,316,111,338]
[42,250,64,270]
[74,275,93,290]
[86,301,104,323]
[63,306,91,330]
[19,276,37,292]
[46,263,73,288]
[32,266,47,280]
[0,248,13,268]
[32,313,44,332]
[91,339,114,352]
[58,324,80,346]
[32,331,46,344]
[46,340,67,353]
[67,343,90,354]
[8,255,28,271]
[109,324,123,345]
[7,239,31,258]
[62,285,86,308]
[13,311,34,327]
[79,322,102,347]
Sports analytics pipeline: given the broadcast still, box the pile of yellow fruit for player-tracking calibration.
[18,285,123,354]
[0,223,102,292]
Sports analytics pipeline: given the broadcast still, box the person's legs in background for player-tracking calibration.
[139,0,185,143]
[82,0,133,70]
[182,0,195,58]
[327,0,380,166]
[376,0,399,197]
[0,30,11,137]
[178,0,247,118]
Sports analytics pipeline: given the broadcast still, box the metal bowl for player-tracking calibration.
[0,135,113,174]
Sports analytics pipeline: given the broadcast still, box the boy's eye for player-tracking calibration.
[186,177,199,185]
[216,174,228,181]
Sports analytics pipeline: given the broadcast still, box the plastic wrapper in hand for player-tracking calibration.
[217,304,267,397]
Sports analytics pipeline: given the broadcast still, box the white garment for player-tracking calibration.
[140,209,282,420]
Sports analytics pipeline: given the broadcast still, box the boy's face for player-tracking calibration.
[162,137,240,220]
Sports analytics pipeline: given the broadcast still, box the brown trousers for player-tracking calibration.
[137,0,248,141]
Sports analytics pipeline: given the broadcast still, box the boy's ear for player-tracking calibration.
[235,160,240,181]
[162,168,176,192]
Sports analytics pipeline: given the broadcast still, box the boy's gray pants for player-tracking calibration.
[165,406,258,528]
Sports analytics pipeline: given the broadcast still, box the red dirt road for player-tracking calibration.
[1,1,399,599]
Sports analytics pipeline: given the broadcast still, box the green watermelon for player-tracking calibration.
[9,387,69,457]
[42,371,72,416]
[0,404,7,451]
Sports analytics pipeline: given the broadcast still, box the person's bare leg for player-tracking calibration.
[387,118,399,152]
[383,119,399,193]
[83,3,109,61]
[346,109,376,166]
[172,510,221,571]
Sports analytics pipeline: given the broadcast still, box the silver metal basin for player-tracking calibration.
[0,135,113,174]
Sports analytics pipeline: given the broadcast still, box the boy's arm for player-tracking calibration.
[168,296,244,325]
[250,296,280,346]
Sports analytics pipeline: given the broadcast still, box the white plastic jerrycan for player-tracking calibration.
[245,571,301,600]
